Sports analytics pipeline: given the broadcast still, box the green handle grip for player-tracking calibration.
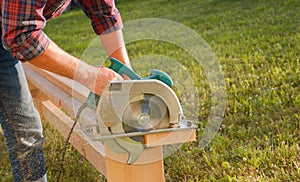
[109,57,141,80]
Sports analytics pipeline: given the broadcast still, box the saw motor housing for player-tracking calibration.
[96,79,184,137]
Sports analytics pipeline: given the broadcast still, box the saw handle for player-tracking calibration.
[109,57,173,87]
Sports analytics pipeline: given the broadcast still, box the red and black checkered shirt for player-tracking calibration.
[1,0,122,61]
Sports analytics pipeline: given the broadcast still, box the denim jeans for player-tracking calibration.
[0,33,47,181]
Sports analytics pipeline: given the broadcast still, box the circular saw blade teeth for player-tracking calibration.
[122,94,169,132]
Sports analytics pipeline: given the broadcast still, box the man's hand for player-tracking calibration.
[92,66,123,95]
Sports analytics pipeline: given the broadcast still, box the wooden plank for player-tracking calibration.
[42,100,107,177]
[23,63,68,108]
[27,81,49,118]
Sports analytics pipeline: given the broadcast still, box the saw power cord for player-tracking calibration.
[56,101,88,182]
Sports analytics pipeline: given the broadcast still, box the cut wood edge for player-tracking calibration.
[144,129,196,148]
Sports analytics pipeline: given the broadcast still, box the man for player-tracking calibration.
[0,0,130,181]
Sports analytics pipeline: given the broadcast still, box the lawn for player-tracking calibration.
[0,0,299,181]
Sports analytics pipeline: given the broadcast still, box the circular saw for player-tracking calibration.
[85,58,196,164]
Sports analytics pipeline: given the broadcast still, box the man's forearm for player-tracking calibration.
[29,40,120,95]
[100,29,131,68]
[29,40,80,79]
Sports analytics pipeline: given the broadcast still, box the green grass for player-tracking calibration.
[1,0,299,181]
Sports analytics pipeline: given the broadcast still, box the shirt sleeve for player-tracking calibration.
[77,0,123,35]
[1,0,50,62]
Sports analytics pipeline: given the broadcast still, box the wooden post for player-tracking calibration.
[105,146,164,182]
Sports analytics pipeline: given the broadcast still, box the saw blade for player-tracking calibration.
[122,94,170,133]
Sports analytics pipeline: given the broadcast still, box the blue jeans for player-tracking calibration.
[0,33,47,181]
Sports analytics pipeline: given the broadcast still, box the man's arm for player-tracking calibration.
[29,28,131,95]
[29,40,122,95]
[5,28,128,96]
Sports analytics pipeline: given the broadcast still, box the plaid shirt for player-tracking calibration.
[1,0,122,61]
